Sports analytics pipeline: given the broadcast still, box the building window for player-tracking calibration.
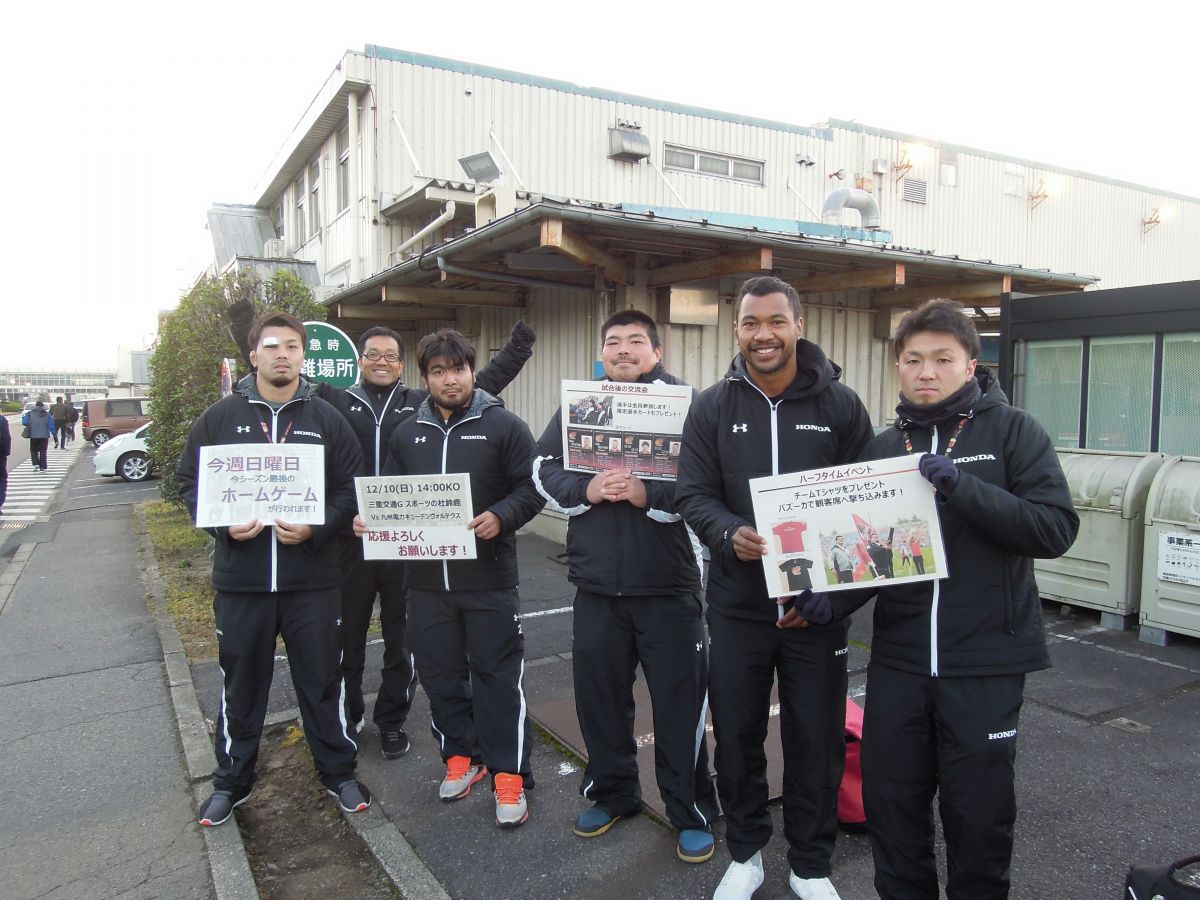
[1159,332,1200,455]
[1087,335,1154,452]
[1023,338,1082,448]
[309,159,321,237]
[663,144,764,185]
[294,176,306,243]
[337,126,350,212]
[273,202,285,241]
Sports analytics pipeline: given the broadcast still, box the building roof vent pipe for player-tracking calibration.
[822,188,882,230]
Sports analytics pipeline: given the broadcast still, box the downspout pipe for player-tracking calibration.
[822,188,882,230]
[436,256,600,294]
[393,201,457,261]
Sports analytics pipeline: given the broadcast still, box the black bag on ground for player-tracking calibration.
[1124,854,1200,899]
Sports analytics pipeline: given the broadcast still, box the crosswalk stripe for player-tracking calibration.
[1,444,85,518]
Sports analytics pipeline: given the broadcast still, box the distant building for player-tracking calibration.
[1,369,117,403]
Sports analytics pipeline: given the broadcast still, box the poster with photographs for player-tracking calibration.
[748,455,948,597]
[560,380,692,481]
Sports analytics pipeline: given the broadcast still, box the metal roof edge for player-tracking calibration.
[363,45,833,141]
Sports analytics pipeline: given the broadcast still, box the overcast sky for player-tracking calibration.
[2,0,1192,369]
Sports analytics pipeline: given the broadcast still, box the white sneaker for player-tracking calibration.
[788,872,841,900]
[714,851,765,899]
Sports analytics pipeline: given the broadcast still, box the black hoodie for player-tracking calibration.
[832,367,1079,676]
[675,340,874,622]
[532,363,703,598]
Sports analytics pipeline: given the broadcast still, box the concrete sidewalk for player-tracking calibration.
[0,505,215,899]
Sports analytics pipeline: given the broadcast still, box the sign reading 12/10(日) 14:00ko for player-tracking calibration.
[355,474,477,561]
[303,321,360,388]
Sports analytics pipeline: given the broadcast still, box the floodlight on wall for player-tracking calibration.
[1028,176,1062,210]
[1142,206,1174,234]
[893,143,929,182]
[458,151,502,183]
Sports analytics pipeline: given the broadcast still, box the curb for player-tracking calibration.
[135,508,259,900]
[134,505,449,899]
[0,542,36,617]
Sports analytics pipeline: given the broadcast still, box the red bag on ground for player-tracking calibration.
[839,696,867,830]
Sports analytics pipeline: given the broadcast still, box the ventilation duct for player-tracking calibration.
[821,188,882,230]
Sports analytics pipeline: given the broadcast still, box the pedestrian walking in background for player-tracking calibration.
[0,414,10,514]
[49,396,69,449]
[22,401,56,471]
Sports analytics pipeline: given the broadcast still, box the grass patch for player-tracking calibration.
[143,500,219,659]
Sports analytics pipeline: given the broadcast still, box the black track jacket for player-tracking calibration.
[676,341,874,622]
[532,364,702,597]
[177,376,363,593]
[832,368,1079,676]
[317,339,532,476]
[383,389,544,592]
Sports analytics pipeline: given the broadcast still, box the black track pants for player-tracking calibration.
[862,664,1024,900]
[573,590,718,830]
[212,588,358,792]
[338,536,415,729]
[706,609,848,876]
[407,586,532,779]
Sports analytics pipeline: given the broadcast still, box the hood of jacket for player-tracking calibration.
[725,339,841,401]
[234,373,318,405]
[416,386,503,427]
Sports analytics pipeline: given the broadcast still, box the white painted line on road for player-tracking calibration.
[520,605,573,619]
[1050,630,1200,676]
[68,487,159,500]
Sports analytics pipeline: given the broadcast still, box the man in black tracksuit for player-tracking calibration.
[358,329,544,828]
[226,300,536,759]
[322,322,534,759]
[532,310,719,863]
[177,311,370,827]
[676,276,873,900]
[830,300,1079,899]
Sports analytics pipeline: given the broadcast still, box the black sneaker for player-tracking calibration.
[327,778,372,813]
[380,729,410,759]
[198,786,252,827]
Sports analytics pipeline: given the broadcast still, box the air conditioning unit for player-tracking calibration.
[263,239,286,258]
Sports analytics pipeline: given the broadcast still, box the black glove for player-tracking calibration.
[510,319,536,349]
[798,590,833,625]
[919,453,960,496]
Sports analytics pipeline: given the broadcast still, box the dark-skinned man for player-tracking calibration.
[675,276,873,900]
[533,309,719,864]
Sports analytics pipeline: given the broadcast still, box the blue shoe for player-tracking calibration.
[574,805,621,837]
[676,827,715,863]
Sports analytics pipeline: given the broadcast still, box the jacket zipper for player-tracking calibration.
[348,382,403,476]
[928,425,940,677]
[421,407,486,591]
[738,377,784,619]
[250,397,302,593]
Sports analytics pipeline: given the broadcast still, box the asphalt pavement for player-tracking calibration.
[1,444,1198,899]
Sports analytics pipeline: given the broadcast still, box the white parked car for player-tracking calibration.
[94,421,155,482]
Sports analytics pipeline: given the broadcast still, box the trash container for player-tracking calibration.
[1138,455,1200,645]
[1034,450,1165,629]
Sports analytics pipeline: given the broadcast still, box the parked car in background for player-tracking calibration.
[82,397,151,447]
[93,422,154,482]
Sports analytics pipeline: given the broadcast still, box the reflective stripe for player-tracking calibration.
[691,690,711,827]
[514,657,528,773]
[533,454,589,516]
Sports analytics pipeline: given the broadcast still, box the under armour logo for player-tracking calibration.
[336,617,342,627]
[414,436,426,443]
[350,405,363,412]
[695,642,702,652]
[236,426,250,433]
[732,423,748,433]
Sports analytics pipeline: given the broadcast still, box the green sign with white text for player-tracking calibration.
[302,321,360,388]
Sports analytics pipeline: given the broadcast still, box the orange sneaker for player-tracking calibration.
[439,755,486,801]
[494,773,528,828]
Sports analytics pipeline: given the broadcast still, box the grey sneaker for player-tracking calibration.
[439,755,487,800]
[493,773,528,828]
[198,786,251,827]
[327,778,372,813]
